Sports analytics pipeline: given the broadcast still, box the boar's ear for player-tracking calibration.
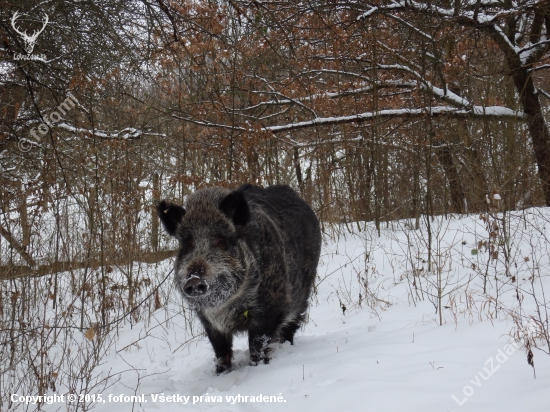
[157,200,185,236]
[219,190,250,226]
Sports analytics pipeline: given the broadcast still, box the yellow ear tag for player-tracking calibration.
[243,309,249,319]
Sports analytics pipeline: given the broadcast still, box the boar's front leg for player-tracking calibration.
[248,326,272,365]
[248,312,282,365]
[248,271,289,365]
[200,318,233,374]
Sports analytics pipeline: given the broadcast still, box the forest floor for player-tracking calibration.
[35,209,550,412]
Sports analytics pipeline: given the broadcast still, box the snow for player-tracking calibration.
[245,81,416,108]
[265,106,526,133]
[8,209,550,411]
[357,7,378,21]
[56,123,145,139]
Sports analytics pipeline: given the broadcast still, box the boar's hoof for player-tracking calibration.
[248,358,269,367]
[249,350,270,366]
[216,358,231,375]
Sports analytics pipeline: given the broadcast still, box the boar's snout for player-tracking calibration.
[183,276,209,297]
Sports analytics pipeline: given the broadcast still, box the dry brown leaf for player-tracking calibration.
[84,327,95,340]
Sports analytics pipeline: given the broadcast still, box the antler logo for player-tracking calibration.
[11,11,49,54]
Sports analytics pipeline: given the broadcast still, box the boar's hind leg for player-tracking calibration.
[203,323,233,374]
[278,318,302,345]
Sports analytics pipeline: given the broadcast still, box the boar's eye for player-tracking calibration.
[212,236,228,251]
[180,236,194,255]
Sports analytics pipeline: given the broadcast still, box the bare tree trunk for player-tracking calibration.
[293,146,303,194]
[515,77,550,206]
[19,186,30,249]
[151,173,160,252]
[435,143,465,213]
[412,164,421,230]
[484,24,550,205]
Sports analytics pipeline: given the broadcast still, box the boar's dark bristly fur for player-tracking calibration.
[157,184,322,374]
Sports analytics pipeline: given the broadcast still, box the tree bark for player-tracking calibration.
[151,173,160,252]
[512,71,550,205]
[482,23,550,205]
[436,143,466,214]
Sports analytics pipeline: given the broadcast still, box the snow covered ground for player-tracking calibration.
[15,209,550,411]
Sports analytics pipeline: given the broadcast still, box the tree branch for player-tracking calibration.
[0,224,36,267]
[265,106,526,134]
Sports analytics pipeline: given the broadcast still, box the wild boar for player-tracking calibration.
[157,184,321,373]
